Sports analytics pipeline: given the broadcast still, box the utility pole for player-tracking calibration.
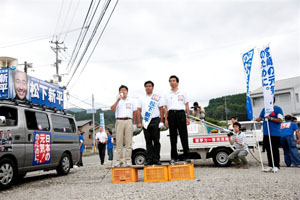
[50,39,67,82]
[92,93,96,153]
[20,61,32,73]
[225,96,228,125]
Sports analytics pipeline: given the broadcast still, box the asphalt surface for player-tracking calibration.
[0,149,299,200]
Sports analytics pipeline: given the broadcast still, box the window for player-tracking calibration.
[89,133,92,139]
[51,115,75,133]
[0,106,18,126]
[25,111,50,131]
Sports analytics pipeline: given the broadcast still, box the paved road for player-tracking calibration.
[0,150,299,200]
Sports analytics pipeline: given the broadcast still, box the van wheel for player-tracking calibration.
[56,153,71,175]
[212,148,232,167]
[132,151,146,165]
[0,158,16,189]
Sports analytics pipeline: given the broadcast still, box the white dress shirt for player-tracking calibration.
[115,97,137,119]
[138,93,164,118]
[164,89,188,111]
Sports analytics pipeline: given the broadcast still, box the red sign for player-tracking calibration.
[33,131,51,165]
[193,136,229,143]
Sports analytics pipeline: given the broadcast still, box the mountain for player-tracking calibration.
[66,108,85,113]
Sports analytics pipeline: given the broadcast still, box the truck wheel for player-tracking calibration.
[212,148,232,167]
[132,151,146,165]
[0,158,16,189]
[56,153,71,175]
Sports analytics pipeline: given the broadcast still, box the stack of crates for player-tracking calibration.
[144,166,169,182]
[112,167,138,183]
[168,164,194,181]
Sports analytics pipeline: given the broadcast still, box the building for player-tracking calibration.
[250,76,300,118]
[77,120,98,149]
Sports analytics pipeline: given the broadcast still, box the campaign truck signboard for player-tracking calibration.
[33,131,51,165]
[0,69,64,110]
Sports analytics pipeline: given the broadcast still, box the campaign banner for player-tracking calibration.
[0,68,9,99]
[259,46,275,116]
[100,113,105,129]
[242,49,254,120]
[33,131,51,165]
[0,69,64,110]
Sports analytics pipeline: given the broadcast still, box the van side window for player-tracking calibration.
[51,115,75,133]
[0,106,18,126]
[25,111,50,131]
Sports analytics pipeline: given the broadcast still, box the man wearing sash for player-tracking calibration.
[137,81,164,165]
[164,75,190,164]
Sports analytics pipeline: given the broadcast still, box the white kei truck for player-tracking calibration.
[132,117,260,167]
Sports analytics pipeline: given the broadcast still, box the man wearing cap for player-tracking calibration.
[164,75,190,164]
[111,85,137,167]
[137,80,164,165]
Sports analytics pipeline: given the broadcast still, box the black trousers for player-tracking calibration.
[168,110,189,160]
[77,152,83,166]
[263,135,281,168]
[143,117,161,163]
[98,143,106,164]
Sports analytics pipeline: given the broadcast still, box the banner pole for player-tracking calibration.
[253,120,264,170]
[266,118,275,172]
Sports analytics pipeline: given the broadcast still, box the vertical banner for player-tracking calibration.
[33,131,51,165]
[0,68,9,99]
[99,113,105,129]
[242,49,254,120]
[259,45,275,116]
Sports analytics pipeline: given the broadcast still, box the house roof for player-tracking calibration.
[77,120,92,127]
[251,76,300,95]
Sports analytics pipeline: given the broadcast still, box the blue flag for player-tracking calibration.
[242,49,254,120]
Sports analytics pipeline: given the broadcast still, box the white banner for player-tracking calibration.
[100,113,105,129]
[259,45,275,116]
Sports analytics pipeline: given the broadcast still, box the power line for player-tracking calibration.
[0,27,82,49]
[52,0,66,41]
[62,0,81,41]
[67,0,114,88]
[68,0,119,91]
[58,0,74,41]
[66,0,95,71]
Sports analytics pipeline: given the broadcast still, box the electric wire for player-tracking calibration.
[62,0,81,41]
[52,0,66,41]
[58,0,74,41]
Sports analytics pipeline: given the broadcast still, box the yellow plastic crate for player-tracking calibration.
[144,166,169,183]
[112,167,138,183]
[168,164,195,181]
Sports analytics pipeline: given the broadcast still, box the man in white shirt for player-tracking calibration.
[95,126,107,165]
[111,85,137,167]
[164,75,190,164]
[137,81,164,165]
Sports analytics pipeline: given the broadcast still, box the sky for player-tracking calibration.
[0,0,299,110]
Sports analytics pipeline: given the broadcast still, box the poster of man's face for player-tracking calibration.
[12,70,28,100]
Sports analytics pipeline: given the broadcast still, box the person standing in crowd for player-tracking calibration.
[228,122,249,169]
[192,102,205,120]
[96,126,107,165]
[0,130,5,152]
[111,85,137,167]
[280,115,300,167]
[164,75,190,164]
[228,117,238,131]
[137,81,164,165]
[256,98,283,172]
[106,129,114,164]
[77,129,84,167]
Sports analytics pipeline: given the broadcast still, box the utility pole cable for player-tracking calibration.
[50,39,67,82]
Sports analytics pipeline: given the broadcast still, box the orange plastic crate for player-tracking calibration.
[112,167,138,183]
[144,166,169,183]
[168,164,195,181]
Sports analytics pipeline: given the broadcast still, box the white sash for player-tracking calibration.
[142,94,160,129]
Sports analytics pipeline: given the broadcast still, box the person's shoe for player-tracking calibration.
[183,159,191,164]
[114,162,122,167]
[235,164,242,169]
[155,161,162,165]
[123,162,131,167]
[145,161,153,166]
[243,164,249,169]
[272,167,279,173]
[263,167,273,172]
[170,159,176,165]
